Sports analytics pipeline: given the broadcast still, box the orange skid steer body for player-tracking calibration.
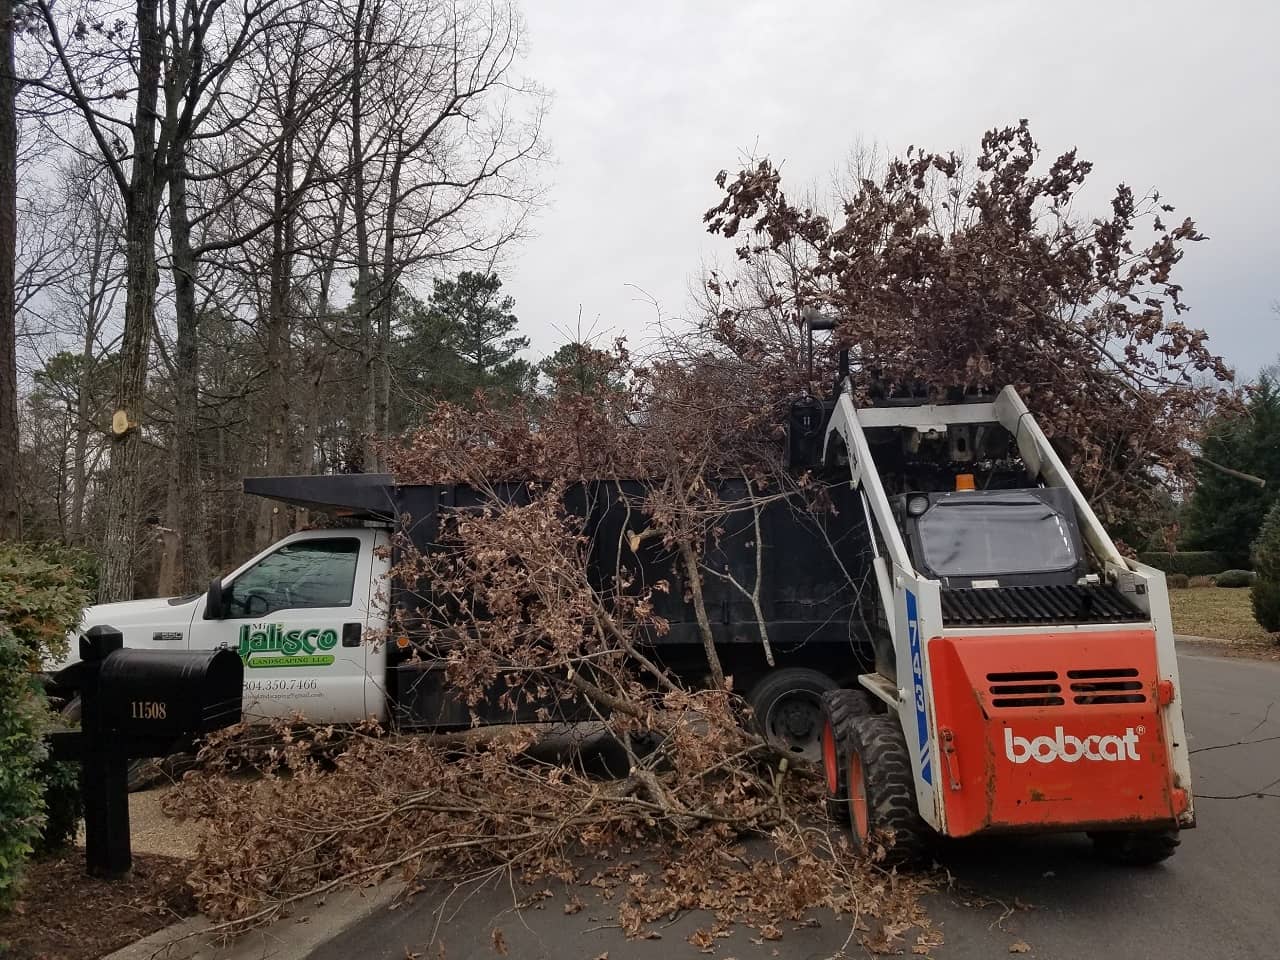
[818,385,1194,862]
[928,627,1188,835]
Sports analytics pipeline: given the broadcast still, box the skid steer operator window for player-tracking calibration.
[225,538,360,618]
[915,490,1078,580]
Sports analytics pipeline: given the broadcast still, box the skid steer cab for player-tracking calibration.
[814,385,1194,865]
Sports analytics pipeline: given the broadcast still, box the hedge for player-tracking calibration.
[1137,551,1229,577]
[0,541,93,897]
[1214,569,1255,588]
[1252,501,1280,633]
[0,626,45,909]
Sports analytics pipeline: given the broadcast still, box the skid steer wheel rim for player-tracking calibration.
[822,718,839,795]
[765,690,824,762]
[847,751,869,840]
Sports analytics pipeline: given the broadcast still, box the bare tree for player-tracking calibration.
[34,0,168,598]
[34,0,284,596]
[336,0,546,470]
[51,156,126,542]
[0,0,21,539]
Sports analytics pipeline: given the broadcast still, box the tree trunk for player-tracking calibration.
[375,151,401,447]
[256,99,298,547]
[349,0,376,471]
[168,156,209,590]
[69,319,96,542]
[99,0,163,602]
[0,0,20,540]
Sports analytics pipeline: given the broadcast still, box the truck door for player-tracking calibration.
[188,529,377,722]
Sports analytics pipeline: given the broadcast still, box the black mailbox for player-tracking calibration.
[48,625,244,878]
[97,648,242,755]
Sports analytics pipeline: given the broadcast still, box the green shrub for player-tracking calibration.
[1214,569,1255,588]
[1252,502,1280,634]
[0,540,92,662]
[1137,550,1228,577]
[1166,573,1190,589]
[1253,581,1280,635]
[1255,501,1280,582]
[0,542,93,875]
[0,627,45,909]
[32,751,81,856]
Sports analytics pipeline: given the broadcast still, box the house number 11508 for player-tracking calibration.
[131,701,167,720]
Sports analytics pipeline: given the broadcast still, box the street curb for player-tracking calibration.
[103,879,407,960]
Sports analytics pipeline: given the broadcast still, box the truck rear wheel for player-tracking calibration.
[1089,828,1180,866]
[59,697,172,792]
[841,714,930,863]
[820,689,876,822]
[748,668,839,763]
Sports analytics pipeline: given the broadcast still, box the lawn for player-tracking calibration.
[1170,586,1277,645]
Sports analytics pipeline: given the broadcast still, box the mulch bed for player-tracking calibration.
[0,852,195,960]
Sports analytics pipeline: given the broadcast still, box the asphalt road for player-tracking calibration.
[308,647,1280,960]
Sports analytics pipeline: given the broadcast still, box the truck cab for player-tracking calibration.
[55,528,392,723]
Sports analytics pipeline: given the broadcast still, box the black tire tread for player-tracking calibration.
[842,714,930,863]
[1089,829,1180,866]
[747,668,840,761]
[820,690,875,821]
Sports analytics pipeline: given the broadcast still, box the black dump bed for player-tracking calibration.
[245,475,876,727]
[244,474,873,652]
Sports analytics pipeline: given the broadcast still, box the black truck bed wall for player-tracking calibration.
[244,475,876,728]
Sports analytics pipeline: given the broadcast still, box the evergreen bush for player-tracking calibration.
[1214,569,1255,588]
[1137,551,1228,577]
[0,627,45,909]
[1252,501,1280,634]
[0,542,93,876]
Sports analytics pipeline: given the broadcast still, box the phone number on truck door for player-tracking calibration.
[243,678,319,693]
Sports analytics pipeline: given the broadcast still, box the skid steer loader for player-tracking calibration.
[814,383,1194,865]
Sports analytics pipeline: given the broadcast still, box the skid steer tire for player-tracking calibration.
[1089,829,1180,866]
[842,714,930,864]
[820,689,876,823]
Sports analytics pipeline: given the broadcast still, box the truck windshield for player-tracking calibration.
[917,491,1077,579]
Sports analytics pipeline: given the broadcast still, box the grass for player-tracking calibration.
[1170,585,1277,645]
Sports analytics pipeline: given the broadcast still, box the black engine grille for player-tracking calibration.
[941,584,1146,627]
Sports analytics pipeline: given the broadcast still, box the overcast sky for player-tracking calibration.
[502,0,1279,382]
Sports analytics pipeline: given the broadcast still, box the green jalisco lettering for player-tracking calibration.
[237,624,339,664]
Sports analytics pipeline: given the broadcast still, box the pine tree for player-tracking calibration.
[423,272,530,400]
[1184,371,1280,568]
[1252,500,1280,634]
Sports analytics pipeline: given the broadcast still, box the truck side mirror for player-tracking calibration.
[205,578,226,620]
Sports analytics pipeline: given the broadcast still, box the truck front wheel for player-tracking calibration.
[59,697,172,792]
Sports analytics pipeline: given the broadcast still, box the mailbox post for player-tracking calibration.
[49,625,243,878]
[80,625,131,877]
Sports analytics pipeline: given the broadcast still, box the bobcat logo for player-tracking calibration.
[1004,725,1142,764]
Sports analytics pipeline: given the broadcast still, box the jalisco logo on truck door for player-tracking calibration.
[237,624,338,668]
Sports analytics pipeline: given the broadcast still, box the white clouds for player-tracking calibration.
[506,0,1279,378]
